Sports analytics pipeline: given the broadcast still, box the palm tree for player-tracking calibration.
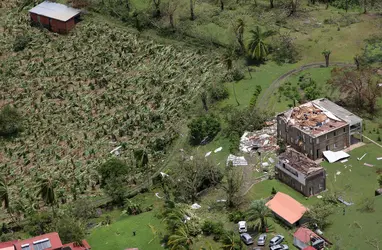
[222,231,243,250]
[37,176,58,216]
[247,199,272,233]
[0,177,9,210]
[168,225,193,250]
[322,49,331,67]
[248,26,268,61]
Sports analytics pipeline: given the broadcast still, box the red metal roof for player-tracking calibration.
[0,240,18,249]
[294,227,320,243]
[266,192,307,224]
[14,232,62,250]
[303,246,316,250]
[62,240,91,250]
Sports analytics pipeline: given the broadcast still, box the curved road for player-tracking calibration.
[257,62,355,110]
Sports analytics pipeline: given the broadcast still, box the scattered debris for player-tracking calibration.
[357,153,367,161]
[214,147,223,153]
[160,172,169,178]
[205,151,212,157]
[110,146,122,156]
[155,193,163,199]
[317,195,323,199]
[364,163,374,167]
[183,215,191,223]
[323,150,350,163]
[216,199,227,203]
[268,158,275,163]
[190,156,194,160]
[336,171,341,175]
[239,121,277,153]
[227,154,248,166]
[340,159,348,163]
[338,196,354,206]
[262,162,269,167]
[191,203,201,209]
[377,157,382,160]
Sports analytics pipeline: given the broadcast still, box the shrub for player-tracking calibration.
[209,84,229,102]
[71,199,97,220]
[55,216,85,244]
[249,85,262,107]
[271,187,277,195]
[13,35,31,52]
[0,106,22,137]
[272,33,299,65]
[228,210,245,223]
[188,115,221,145]
[124,199,143,215]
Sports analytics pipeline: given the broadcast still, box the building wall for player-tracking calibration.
[30,14,77,34]
[275,165,326,196]
[51,19,68,33]
[277,116,350,160]
[66,18,75,31]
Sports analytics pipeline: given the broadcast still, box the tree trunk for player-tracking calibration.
[346,0,348,12]
[270,0,274,8]
[326,0,329,9]
[201,94,208,111]
[190,0,195,20]
[363,0,367,13]
[126,0,130,11]
[325,55,330,67]
[232,82,240,106]
[354,57,360,70]
[220,0,224,10]
[169,14,174,29]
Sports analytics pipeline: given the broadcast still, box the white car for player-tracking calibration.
[270,244,289,250]
[238,221,247,233]
[269,234,284,246]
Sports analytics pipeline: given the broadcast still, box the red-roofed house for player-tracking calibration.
[266,192,307,227]
[0,240,18,250]
[293,227,325,249]
[303,247,316,250]
[14,232,62,250]
[62,240,91,250]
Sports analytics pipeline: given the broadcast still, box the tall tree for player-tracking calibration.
[222,231,243,250]
[222,162,243,208]
[363,0,367,13]
[248,26,268,61]
[153,0,161,17]
[247,199,272,232]
[270,0,274,8]
[234,19,245,54]
[0,177,9,210]
[168,225,194,249]
[166,0,179,29]
[322,49,331,67]
[219,0,224,10]
[190,0,196,20]
[37,176,58,216]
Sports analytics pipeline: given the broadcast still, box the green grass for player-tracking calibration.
[87,211,164,250]
[320,143,382,249]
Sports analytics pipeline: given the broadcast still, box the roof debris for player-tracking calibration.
[279,148,324,175]
[226,154,248,166]
[239,121,277,153]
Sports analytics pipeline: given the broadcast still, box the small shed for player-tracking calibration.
[293,227,325,250]
[29,1,81,33]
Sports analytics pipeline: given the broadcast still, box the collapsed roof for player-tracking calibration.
[279,99,350,137]
[278,148,324,176]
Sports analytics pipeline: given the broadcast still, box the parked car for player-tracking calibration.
[238,221,247,233]
[253,248,262,250]
[240,233,254,245]
[257,233,267,246]
[270,244,289,250]
[269,234,284,246]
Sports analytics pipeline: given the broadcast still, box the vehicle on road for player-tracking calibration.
[238,221,247,233]
[269,234,284,246]
[257,233,267,246]
[240,233,254,245]
[270,244,289,250]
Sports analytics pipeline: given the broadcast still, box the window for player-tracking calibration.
[343,127,346,132]
[334,131,337,136]
[333,143,337,148]
[319,183,323,189]
[310,138,312,143]
[301,185,303,191]
[326,145,329,150]
[302,134,305,142]
[278,119,281,124]
[290,137,293,143]
[325,134,328,139]
[310,150,313,156]
[316,138,319,144]
[304,145,306,150]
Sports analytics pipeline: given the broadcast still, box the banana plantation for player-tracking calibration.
[0,7,223,215]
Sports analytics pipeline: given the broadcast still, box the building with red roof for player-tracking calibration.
[0,240,18,250]
[1,232,91,250]
[293,227,325,250]
[266,192,307,227]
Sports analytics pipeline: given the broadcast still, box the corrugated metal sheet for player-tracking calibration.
[29,1,80,22]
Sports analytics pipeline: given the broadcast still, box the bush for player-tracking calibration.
[209,84,229,102]
[13,35,31,52]
[228,211,245,223]
[271,187,277,195]
[272,33,299,65]
[188,115,221,145]
[124,199,143,215]
[56,216,85,244]
[71,199,97,220]
[0,106,22,137]
[249,85,262,107]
